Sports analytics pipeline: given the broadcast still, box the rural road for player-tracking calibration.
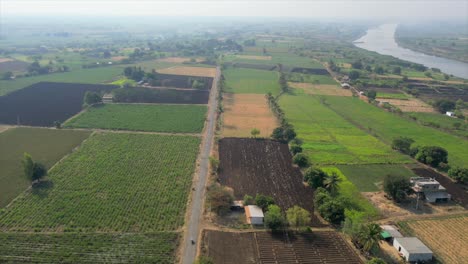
[181,66,220,264]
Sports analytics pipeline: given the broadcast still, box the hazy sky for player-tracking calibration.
[1,0,467,19]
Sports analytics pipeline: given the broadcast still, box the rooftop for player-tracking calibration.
[395,237,433,254]
[245,205,264,218]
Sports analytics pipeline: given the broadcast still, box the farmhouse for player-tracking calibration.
[446,111,455,117]
[393,237,433,262]
[341,83,351,89]
[410,177,451,203]
[245,205,264,225]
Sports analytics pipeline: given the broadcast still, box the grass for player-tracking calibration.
[110,77,137,87]
[336,164,417,192]
[376,92,409,100]
[0,133,201,232]
[321,167,379,218]
[0,66,124,96]
[278,93,409,165]
[0,232,179,264]
[408,112,468,138]
[0,127,91,208]
[223,53,324,68]
[224,67,280,94]
[323,96,468,168]
[286,73,337,85]
[64,104,207,133]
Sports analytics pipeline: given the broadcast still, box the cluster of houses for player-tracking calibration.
[381,225,433,263]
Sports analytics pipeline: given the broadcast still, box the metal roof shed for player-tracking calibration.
[394,237,433,262]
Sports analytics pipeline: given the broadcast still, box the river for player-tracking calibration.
[354,24,468,79]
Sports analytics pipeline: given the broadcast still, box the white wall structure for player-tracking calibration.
[393,237,433,262]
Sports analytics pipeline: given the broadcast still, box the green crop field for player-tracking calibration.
[279,93,409,165]
[408,112,468,138]
[0,133,200,232]
[336,164,417,192]
[223,53,323,68]
[0,66,124,96]
[323,96,468,167]
[64,104,207,133]
[376,92,410,100]
[286,72,337,85]
[223,67,280,94]
[0,232,178,263]
[0,127,91,208]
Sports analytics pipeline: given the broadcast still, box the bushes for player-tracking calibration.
[264,204,285,231]
[383,174,411,202]
[313,187,345,225]
[255,194,275,211]
[293,153,309,168]
[448,167,468,184]
[415,146,448,167]
[207,184,233,215]
[303,168,327,188]
[391,137,414,155]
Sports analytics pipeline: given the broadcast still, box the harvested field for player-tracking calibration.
[235,55,272,60]
[378,98,434,112]
[112,87,209,104]
[218,138,322,226]
[157,57,203,63]
[0,60,29,73]
[202,230,362,264]
[289,82,352,96]
[222,94,278,137]
[223,62,276,71]
[110,56,127,61]
[411,168,468,208]
[158,66,216,77]
[0,82,116,126]
[290,67,329,75]
[401,215,468,264]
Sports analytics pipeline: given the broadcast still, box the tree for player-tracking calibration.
[2,71,13,80]
[391,137,414,154]
[313,187,331,208]
[293,153,309,168]
[349,70,360,80]
[358,223,382,253]
[283,127,297,142]
[324,172,341,195]
[53,121,62,129]
[304,168,327,188]
[32,162,47,181]
[415,146,448,167]
[289,144,302,155]
[383,174,411,202]
[365,90,377,100]
[207,184,233,215]
[351,60,363,69]
[433,99,455,113]
[444,74,450,80]
[271,127,284,141]
[448,167,468,184]
[243,194,254,206]
[286,206,310,231]
[21,152,34,181]
[250,128,260,138]
[392,66,401,75]
[83,91,102,106]
[255,194,275,211]
[209,156,219,172]
[318,199,345,224]
[264,204,285,231]
[374,66,384,75]
[367,258,386,264]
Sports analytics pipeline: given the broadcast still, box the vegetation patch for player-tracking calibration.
[378,98,434,112]
[157,66,216,77]
[65,104,207,133]
[408,112,468,138]
[289,82,352,97]
[112,87,210,104]
[224,67,280,94]
[235,55,272,60]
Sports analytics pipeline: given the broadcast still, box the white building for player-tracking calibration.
[393,237,433,262]
[411,177,451,203]
[341,83,351,89]
[446,111,455,117]
[245,205,264,225]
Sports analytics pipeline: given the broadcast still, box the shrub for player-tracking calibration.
[289,144,303,155]
[415,146,448,168]
[448,167,468,184]
[318,199,345,225]
[383,174,411,202]
[303,167,327,188]
[293,153,309,168]
[255,194,275,211]
[243,194,254,206]
[207,184,233,215]
[264,205,285,231]
[391,137,414,154]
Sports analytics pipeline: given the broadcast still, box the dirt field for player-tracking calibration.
[202,230,362,264]
[222,94,278,137]
[403,215,468,264]
[378,98,434,112]
[0,58,14,63]
[0,125,12,133]
[157,66,216,77]
[156,57,203,63]
[235,55,272,61]
[110,56,127,61]
[218,138,323,226]
[288,82,352,96]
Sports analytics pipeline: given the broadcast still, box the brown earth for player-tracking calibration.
[218,138,324,226]
[0,58,14,63]
[288,82,352,97]
[222,93,278,138]
[158,66,216,78]
[156,57,204,63]
[378,98,434,112]
[235,55,272,61]
[110,56,127,61]
[201,230,363,264]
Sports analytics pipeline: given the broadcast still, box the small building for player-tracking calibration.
[446,111,455,117]
[341,83,351,89]
[230,200,244,210]
[245,205,264,225]
[102,93,113,103]
[411,177,451,203]
[381,225,403,243]
[393,237,433,262]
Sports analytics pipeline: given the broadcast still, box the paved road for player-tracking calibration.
[181,66,220,264]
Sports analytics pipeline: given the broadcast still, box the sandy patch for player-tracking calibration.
[222,93,278,138]
[235,55,272,61]
[156,57,204,63]
[289,82,352,96]
[0,125,12,133]
[378,98,434,112]
[0,58,14,63]
[158,66,216,78]
[110,56,127,61]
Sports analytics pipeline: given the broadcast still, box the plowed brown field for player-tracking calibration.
[157,66,216,77]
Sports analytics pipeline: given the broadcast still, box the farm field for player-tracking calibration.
[235,54,272,60]
[0,82,116,127]
[0,60,29,73]
[157,56,204,63]
[0,127,91,208]
[279,93,409,165]
[223,67,280,94]
[0,232,179,264]
[376,92,410,100]
[224,53,323,68]
[157,66,216,77]
[323,96,468,167]
[0,66,123,96]
[218,138,322,226]
[0,133,201,232]
[378,98,434,112]
[400,215,468,264]
[64,104,207,133]
[112,87,210,104]
[336,164,418,192]
[286,72,337,84]
[408,112,468,138]
[289,82,352,96]
[222,93,278,137]
[202,230,362,264]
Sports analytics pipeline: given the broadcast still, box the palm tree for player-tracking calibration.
[324,172,341,195]
[358,223,382,254]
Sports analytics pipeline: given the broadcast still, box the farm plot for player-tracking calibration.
[202,230,363,264]
[156,57,204,63]
[285,72,337,84]
[222,94,278,137]
[0,232,179,264]
[323,96,468,168]
[157,66,216,78]
[112,87,210,104]
[0,60,29,73]
[218,138,322,226]
[0,127,91,208]
[408,112,468,138]
[289,82,352,97]
[224,67,280,94]
[378,98,434,112]
[0,82,116,127]
[400,215,468,264]
[64,104,207,133]
[235,55,272,60]
[0,133,201,232]
[279,94,409,165]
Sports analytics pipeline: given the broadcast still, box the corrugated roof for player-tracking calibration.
[246,205,264,218]
[395,237,433,254]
